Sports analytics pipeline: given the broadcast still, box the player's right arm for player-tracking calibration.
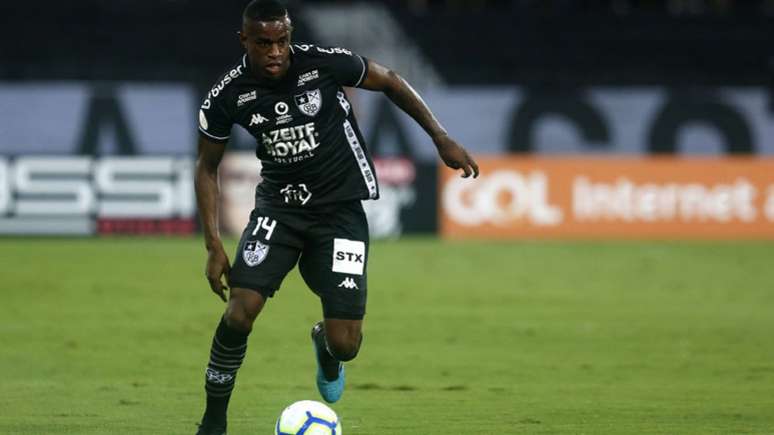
[195,134,230,302]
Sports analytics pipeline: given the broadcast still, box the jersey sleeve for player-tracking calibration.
[198,88,233,143]
[317,46,368,88]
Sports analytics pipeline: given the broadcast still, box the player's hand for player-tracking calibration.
[205,246,231,302]
[434,134,479,178]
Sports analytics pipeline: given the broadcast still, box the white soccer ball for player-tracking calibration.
[275,400,342,435]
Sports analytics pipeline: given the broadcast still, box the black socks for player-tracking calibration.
[202,317,249,425]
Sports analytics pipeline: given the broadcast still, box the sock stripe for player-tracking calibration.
[209,360,242,371]
[210,347,246,360]
[206,388,234,396]
[213,336,247,352]
[202,317,250,423]
[204,382,234,393]
[209,355,243,366]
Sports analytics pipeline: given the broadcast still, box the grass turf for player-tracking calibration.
[1,237,773,434]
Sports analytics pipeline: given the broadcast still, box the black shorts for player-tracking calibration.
[228,200,369,320]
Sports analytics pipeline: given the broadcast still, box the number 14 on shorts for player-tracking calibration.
[251,217,277,241]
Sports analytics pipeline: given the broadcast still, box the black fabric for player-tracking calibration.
[198,44,378,207]
[228,200,369,320]
[202,317,249,423]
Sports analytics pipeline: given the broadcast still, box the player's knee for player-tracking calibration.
[224,289,265,334]
[326,334,362,362]
[224,305,257,334]
[224,311,253,334]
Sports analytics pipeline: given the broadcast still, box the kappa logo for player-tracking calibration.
[294,89,322,117]
[337,277,358,290]
[243,240,270,267]
[250,113,269,126]
[237,90,257,107]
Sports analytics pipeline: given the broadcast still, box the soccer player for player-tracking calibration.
[194,1,478,433]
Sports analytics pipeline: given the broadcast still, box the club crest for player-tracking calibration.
[243,240,269,267]
[294,89,322,117]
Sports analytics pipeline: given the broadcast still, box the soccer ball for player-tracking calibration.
[275,400,342,435]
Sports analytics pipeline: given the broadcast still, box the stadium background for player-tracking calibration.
[2,0,773,238]
[2,1,774,434]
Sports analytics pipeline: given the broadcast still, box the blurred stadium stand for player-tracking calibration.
[1,0,771,86]
[389,0,773,86]
[1,0,773,237]
[0,1,316,82]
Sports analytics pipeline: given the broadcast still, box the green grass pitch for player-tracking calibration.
[1,237,773,434]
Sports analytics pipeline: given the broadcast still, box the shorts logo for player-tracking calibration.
[332,238,365,275]
[243,240,269,267]
[337,277,358,290]
[294,89,322,117]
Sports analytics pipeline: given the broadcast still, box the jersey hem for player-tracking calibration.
[198,127,230,142]
[354,56,368,87]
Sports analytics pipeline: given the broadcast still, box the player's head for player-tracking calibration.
[239,0,293,81]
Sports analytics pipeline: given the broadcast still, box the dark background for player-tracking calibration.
[2,0,771,86]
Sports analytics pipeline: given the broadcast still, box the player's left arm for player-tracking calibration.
[359,60,479,178]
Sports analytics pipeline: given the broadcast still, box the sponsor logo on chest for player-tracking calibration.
[261,122,320,161]
[297,69,319,87]
[274,101,293,125]
[237,90,257,107]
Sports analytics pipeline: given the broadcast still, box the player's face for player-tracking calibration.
[240,17,292,80]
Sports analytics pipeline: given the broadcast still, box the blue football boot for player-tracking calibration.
[311,321,345,403]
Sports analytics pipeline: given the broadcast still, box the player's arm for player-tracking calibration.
[194,134,230,302]
[359,60,479,178]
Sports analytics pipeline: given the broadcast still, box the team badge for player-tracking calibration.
[243,240,269,267]
[294,89,322,117]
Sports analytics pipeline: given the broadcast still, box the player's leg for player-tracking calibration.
[299,201,370,403]
[319,318,363,362]
[197,209,302,434]
[309,317,363,403]
[199,288,266,434]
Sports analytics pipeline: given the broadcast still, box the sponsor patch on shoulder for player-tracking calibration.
[199,109,208,130]
[332,238,365,275]
[243,240,269,267]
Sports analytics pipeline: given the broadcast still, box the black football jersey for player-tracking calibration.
[198,43,379,208]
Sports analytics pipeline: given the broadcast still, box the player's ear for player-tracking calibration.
[237,30,247,49]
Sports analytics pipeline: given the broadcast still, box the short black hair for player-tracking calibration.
[243,0,289,22]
